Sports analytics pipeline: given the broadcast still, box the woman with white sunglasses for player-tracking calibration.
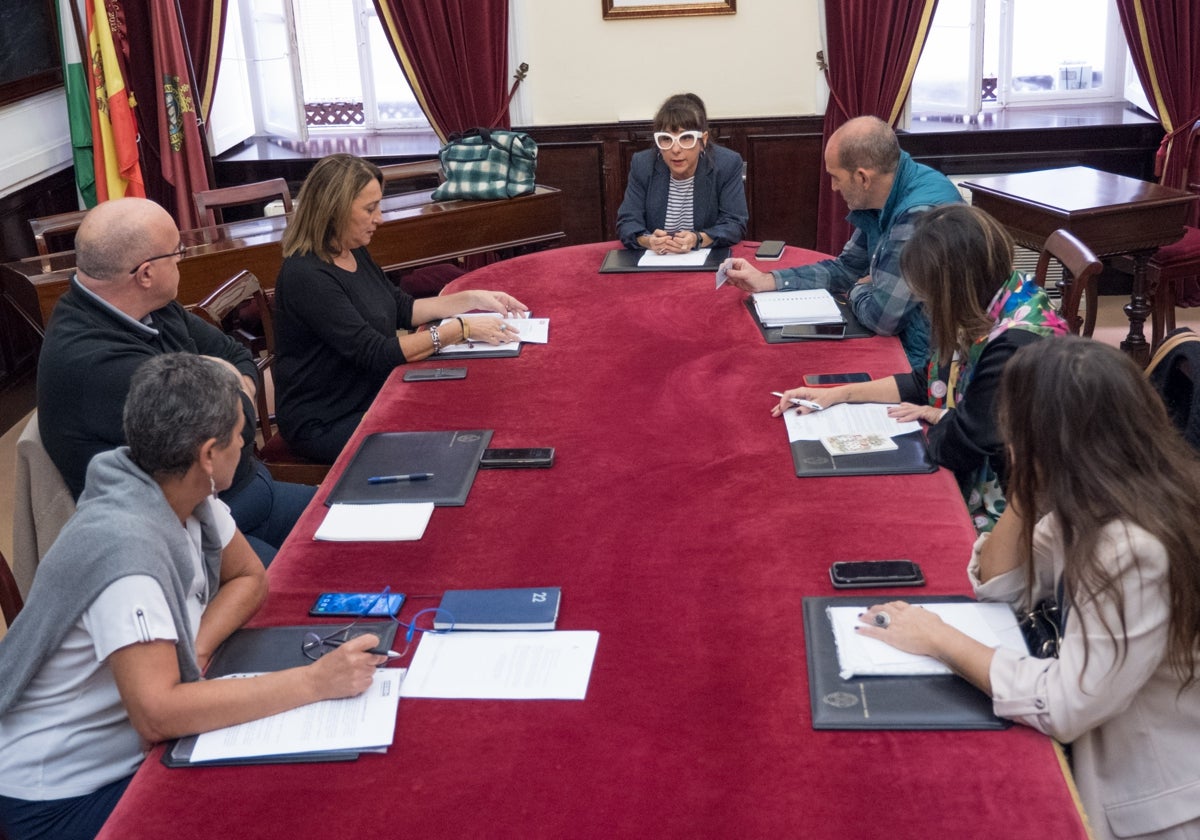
[616,93,748,254]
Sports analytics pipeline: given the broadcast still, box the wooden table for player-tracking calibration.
[96,242,1088,840]
[961,166,1195,364]
[0,186,564,335]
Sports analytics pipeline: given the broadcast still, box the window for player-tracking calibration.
[206,0,431,154]
[910,0,1132,118]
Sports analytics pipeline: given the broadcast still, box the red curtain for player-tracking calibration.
[816,0,939,254]
[372,0,511,141]
[1116,0,1200,212]
[178,0,228,124]
[103,0,213,228]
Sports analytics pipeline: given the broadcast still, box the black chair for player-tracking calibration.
[1146,326,1200,452]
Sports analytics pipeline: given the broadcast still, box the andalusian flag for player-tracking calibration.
[85,0,144,200]
[57,0,95,206]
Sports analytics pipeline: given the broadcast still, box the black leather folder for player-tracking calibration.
[162,622,399,767]
[789,429,935,477]
[599,246,731,273]
[324,429,493,506]
[743,297,873,344]
[803,595,1012,730]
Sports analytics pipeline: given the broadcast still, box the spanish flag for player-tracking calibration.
[86,0,144,200]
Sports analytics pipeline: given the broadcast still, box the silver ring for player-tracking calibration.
[498,323,507,331]
[874,612,891,628]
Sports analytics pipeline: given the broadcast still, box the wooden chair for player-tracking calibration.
[29,208,89,256]
[1033,228,1103,336]
[1,548,23,627]
[379,160,443,196]
[193,178,293,227]
[1147,120,1200,351]
[192,270,331,485]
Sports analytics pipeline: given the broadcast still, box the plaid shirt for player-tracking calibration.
[772,204,935,367]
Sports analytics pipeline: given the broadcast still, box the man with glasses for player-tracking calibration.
[37,197,315,566]
[724,116,962,368]
[616,93,748,254]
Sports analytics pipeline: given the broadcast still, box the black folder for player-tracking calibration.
[324,429,493,506]
[743,297,874,344]
[432,343,521,360]
[789,429,936,477]
[599,246,731,273]
[803,595,1013,730]
[162,622,399,767]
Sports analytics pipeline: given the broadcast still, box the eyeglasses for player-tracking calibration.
[128,241,186,274]
[654,130,704,151]
[301,587,455,662]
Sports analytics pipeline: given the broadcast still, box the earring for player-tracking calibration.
[209,474,217,499]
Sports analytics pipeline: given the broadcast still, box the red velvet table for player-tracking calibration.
[98,242,1088,840]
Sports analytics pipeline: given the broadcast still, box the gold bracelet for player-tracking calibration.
[455,315,470,342]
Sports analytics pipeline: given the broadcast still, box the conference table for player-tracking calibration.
[0,185,564,334]
[97,242,1088,840]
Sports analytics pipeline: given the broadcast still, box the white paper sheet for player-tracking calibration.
[189,669,404,762]
[751,289,842,326]
[637,248,710,267]
[436,314,549,352]
[314,502,434,541]
[782,402,920,443]
[826,603,1025,679]
[399,630,599,700]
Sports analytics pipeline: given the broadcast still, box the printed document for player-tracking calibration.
[438,314,549,351]
[314,502,434,541]
[827,603,1026,679]
[752,289,842,326]
[638,248,710,267]
[783,402,920,443]
[399,630,599,700]
[189,669,403,762]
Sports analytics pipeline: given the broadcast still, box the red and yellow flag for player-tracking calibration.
[85,0,144,200]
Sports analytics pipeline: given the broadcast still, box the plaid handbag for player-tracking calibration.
[432,128,538,201]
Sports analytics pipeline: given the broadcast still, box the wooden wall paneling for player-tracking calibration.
[530,140,607,245]
[745,133,824,248]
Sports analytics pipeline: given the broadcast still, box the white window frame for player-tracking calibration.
[909,0,1131,120]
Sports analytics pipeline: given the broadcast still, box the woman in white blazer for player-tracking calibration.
[858,336,1200,840]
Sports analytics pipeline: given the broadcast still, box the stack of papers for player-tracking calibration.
[188,669,403,762]
[826,602,1025,679]
[437,313,548,354]
[638,248,711,268]
[314,502,434,541]
[782,403,920,444]
[752,289,843,327]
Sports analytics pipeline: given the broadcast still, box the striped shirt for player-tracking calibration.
[664,176,695,233]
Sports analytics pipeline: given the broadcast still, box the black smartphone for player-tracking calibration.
[780,322,846,340]
[403,367,467,382]
[803,372,872,386]
[479,447,555,468]
[309,592,406,617]
[755,240,786,260]
[829,560,925,589]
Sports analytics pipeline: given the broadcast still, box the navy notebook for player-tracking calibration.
[434,587,562,630]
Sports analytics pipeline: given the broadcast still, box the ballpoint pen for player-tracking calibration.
[366,472,434,484]
[770,391,823,411]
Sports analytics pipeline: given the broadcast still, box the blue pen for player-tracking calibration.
[367,473,434,484]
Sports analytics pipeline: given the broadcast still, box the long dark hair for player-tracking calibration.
[901,204,1014,365]
[997,336,1200,686]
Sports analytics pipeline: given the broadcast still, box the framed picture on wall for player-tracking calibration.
[602,0,736,21]
[0,0,64,107]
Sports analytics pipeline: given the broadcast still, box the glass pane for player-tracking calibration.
[366,14,428,127]
[294,0,362,103]
[911,0,981,116]
[1009,0,1109,93]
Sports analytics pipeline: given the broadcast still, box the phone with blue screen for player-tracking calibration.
[309,592,405,617]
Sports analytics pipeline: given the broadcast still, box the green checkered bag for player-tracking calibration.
[432,128,538,201]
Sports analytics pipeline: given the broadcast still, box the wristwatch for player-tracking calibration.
[692,231,703,250]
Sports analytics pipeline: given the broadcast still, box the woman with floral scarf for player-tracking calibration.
[772,204,1068,531]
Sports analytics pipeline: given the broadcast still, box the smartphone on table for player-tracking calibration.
[309,591,406,617]
[403,367,467,382]
[755,240,786,260]
[829,560,925,589]
[479,448,555,469]
[803,372,871,387]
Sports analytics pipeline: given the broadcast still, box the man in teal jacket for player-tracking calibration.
[725,116,962,367]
